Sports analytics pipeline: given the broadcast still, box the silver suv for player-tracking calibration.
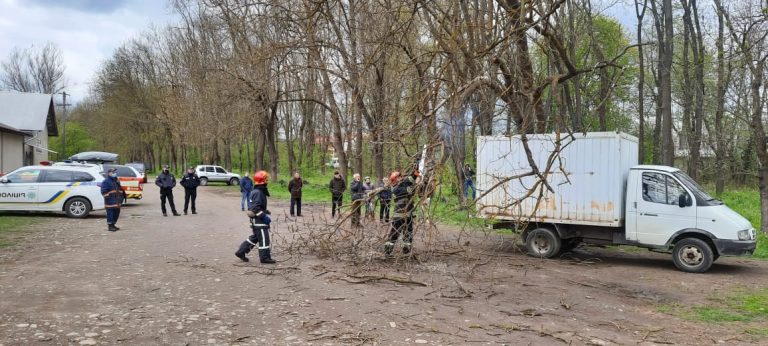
[194,165,240,186]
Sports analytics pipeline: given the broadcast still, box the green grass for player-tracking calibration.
[720,189,768,259]
[658,288,768,324]
[0,216,38,247]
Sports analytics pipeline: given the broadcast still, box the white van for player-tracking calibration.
[0,165,105,218]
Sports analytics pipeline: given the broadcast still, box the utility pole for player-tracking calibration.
[58,92,70,160]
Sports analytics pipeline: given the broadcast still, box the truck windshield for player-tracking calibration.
[673,171,720,205]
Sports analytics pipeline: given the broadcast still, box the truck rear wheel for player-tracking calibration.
[525,228,561,258]
[200,177,208,186]
[672,238,714,273]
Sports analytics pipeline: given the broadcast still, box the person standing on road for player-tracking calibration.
[329,171,346,218]
[378,177,392,223]
[288,171,303,217]
[235,170,276,264]
[155,164,181,216]
[463,163,476,200]
[384,170,420,256]
[101,167,123,232]
[180,167,200,215]
[350,173,364,227]
[240,171,253,211]
[362,176,375,221]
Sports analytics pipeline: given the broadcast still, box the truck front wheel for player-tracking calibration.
[525,228,561,258]
[672,238,714,273]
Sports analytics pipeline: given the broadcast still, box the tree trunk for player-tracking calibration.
[635,0,647,164]
[714,2,727,195]
[660,0,675,166]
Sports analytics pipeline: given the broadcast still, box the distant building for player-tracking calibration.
[0,91,58,174]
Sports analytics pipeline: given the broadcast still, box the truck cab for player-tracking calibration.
[624,165,756,272]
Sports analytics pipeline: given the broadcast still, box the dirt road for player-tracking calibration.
[1,183,766,345]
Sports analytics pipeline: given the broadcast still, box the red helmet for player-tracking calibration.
[389,171,401,184]
[253,170,269,184]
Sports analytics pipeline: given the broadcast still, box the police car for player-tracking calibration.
[0,165,105,218]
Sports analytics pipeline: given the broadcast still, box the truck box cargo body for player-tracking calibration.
[476,131,757,273]
[477,132,638,227]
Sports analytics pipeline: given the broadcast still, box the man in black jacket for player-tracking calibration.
[155,164,181,216]
[180,167,200,215]
[328,171,346,217]
[384,170,420,256]
[235,171,276,264]
[349,173,364,227]
[288,171,303,217]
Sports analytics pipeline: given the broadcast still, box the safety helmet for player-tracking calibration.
[253,170,269,184]
[389,171,401,184]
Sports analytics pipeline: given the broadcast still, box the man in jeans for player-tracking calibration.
[350,173,364,227]
[463,163,476,200]
[240,171,253,211]
[329,171,346,217]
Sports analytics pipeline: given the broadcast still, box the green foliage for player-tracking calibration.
[719,189,767,259]
[48,120,97,160]
[0,216,38,247]
[658,288,768,324]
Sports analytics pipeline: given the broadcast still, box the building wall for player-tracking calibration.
[1,131,25,174]
[25,129,50,165]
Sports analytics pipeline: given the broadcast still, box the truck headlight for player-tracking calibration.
[738,229,754,241]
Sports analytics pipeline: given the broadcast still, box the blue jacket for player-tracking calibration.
[378,182,391,200]
[101,176,122,208]
[248,185,270,221]
[240,176,253,193]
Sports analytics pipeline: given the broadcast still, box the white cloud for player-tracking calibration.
[0,0,176,103]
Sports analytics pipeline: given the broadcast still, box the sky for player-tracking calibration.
[0,0,638,107]
[0,0,177,104]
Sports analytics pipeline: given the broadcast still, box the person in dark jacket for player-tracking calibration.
[155,164,180,216]
[349,173,364,227]
[235,170,276,264]
[378,177,392,223]
[239,171,253,211]
[362,176,375,220]
[384,170,420,256]
[288,172,303,217]
[180,167,200,215]
[328,171,346,217]
[101,168,122,232]
[463,163,476,200]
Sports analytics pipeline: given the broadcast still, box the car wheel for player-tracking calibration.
[672,238,714,273]
[229,177,239,186]
[525,227,561,258]
[200,177,208,186]
[64,197,91,218]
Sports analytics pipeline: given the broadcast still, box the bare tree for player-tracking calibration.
[1,42,66,94]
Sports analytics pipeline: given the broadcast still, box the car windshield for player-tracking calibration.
[673,171,718,202]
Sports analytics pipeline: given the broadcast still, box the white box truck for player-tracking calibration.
[476,132,757,273]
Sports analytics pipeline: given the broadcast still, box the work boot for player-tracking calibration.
[384,242,394,256]
[107,225,117,232]
[163,212,168,217]
[192,210,197,214]
[184,211,188,215]
[260,258,276,264]
[113,225,120,231]
[235,252,249,262]
[173,211,181,216]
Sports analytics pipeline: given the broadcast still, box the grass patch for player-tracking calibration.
[658,288,768,323]
[719,189,767,259]
[0,216,39,247]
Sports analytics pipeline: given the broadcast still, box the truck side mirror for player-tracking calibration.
[678,193,692,208]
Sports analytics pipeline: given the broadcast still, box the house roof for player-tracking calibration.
[0,91,58,135]
[0,121,27,136]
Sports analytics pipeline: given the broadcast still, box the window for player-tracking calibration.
[42,170,73,183]
[73,172,95,182]
[205,167,214,173]
[116,166,136,177]
[5,169,41,183]
[642,172,687,205]
[215,167,226,173]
